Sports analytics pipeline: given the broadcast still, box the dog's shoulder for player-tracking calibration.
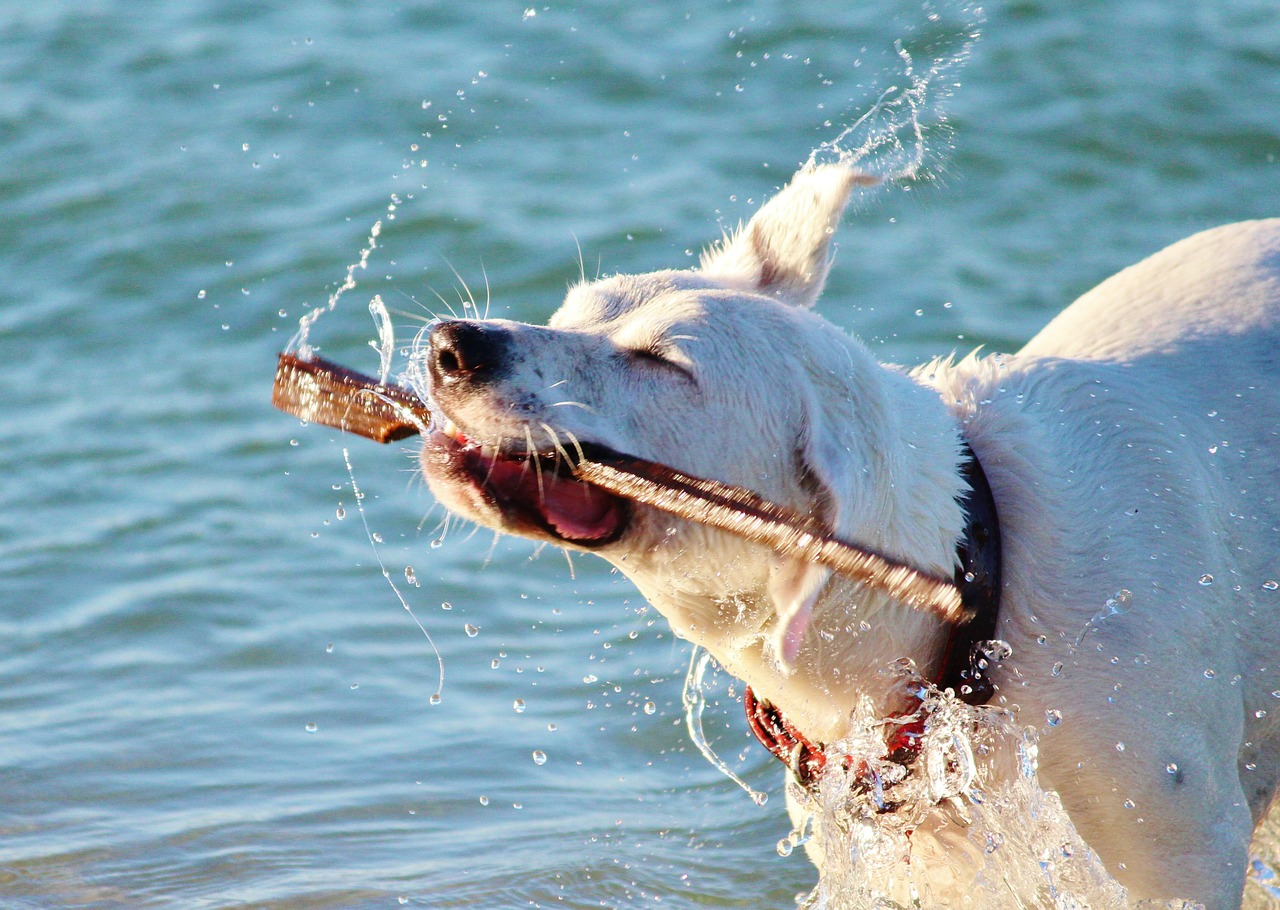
[1021,218,1280,364]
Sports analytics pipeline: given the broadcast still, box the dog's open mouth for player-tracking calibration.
[424,423,630,546]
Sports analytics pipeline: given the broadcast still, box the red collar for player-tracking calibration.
[743,686,927,806]
[744,442,1002,795]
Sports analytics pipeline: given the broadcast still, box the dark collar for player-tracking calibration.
[936,439,1003,705]
[745,438,1003,789]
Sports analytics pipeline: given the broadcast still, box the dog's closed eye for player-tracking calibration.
[623,346,696,382]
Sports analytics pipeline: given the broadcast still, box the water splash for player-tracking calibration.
[341,446,445,704]
[369,293,395,385]
[807,1,983,184]
[290,220,383,357]
[789,675,1133,910]
[682,647,768,807]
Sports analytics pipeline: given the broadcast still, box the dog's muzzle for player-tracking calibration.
[420,319,631,548]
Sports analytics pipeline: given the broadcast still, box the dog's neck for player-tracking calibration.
[626,364,976,745]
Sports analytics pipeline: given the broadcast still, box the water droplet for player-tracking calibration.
[1199,574,1214,586]
[643,701,656,715]
[325,643,334,654]
[350,683,359,690]
[513,698,526,713]
[335,506,346,520]
[1166,762,1178,775]
[430,538,444,549]
[404,566,417,585]
[1264,580,1279,591]
[1123,799,1136,809]
[1115,741,1126,752]
[984,832,1004,853]
[441,602,452,611]
[512,802,523,809]
[1257,709,1268,719]
[532,750,547,765]
[547,722,557,731]
[464,623,479,637]
[479,795,489,806]
[490,658,500,669]
[776,838,793,857]
[429,693,441,706]
[1051,662,1065,677]
[305,722,318,733]
[582,674,598,684]
[1045,709,1062,727]
[197,289,207,299]
[751,791,769,807]
[1247,762,1258,771]
[1204,669,1216,679]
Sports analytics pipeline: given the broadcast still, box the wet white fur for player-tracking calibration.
[423,165,1280,908]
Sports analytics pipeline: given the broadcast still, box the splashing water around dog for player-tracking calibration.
[275,1,1280,906]
[808,1,982,182]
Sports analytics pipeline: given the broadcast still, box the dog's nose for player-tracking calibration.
[428,320,510,385]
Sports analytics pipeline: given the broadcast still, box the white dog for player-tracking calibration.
[418,164,1280,908]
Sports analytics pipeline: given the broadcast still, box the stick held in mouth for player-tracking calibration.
[272,352,431,443]
[271,352,966,623]
[573,455,967,624]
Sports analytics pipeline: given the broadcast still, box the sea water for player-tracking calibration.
[4,0,1280,906]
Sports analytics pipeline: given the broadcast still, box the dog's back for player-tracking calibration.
[940,220,1280,905]
[1023,219,1280,365]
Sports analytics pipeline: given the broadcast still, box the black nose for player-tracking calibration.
[428,320,511,385]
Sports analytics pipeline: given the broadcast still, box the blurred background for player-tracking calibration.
[1,1,1276,906]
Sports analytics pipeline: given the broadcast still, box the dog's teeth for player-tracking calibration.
[444,419,459,439]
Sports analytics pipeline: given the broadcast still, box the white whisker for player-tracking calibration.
[525,426,546,500]
[548,400,598,414]
[481,530,502,569]
[539,422,573,469]
[572,232,586,286]
[427,285,460,320]
[562,429,587,465]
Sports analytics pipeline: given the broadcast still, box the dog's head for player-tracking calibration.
[417,165,959,714]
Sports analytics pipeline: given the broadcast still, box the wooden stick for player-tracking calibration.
[272,352,966,622]
[272,353,429,443]
[573,456,966,623]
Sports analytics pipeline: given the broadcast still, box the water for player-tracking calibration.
[2,0,1279,907]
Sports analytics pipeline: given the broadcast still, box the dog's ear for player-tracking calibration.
[769,559,831,667]
[768,382,867,667]
[700,164,876,308]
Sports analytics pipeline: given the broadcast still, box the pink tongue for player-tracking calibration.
[484,456,620,542]
[538,476,620,541]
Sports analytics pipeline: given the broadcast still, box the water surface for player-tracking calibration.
[2,1,1278,906]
